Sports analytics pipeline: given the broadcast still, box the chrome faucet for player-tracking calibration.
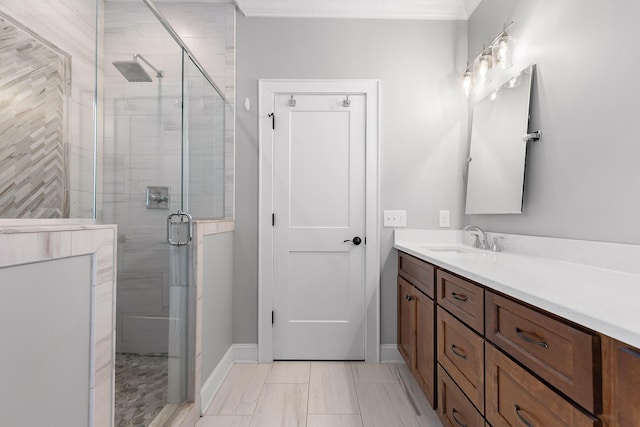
[463,225,491,250]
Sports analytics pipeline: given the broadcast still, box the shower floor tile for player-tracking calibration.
[115,353,168,427]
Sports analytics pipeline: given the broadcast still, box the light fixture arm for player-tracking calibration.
[465,21,513,72]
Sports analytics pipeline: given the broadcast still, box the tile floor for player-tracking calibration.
[197,362,443,427]
[115,353,168,427]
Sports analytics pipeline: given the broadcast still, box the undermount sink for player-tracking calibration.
[419,245,473,253]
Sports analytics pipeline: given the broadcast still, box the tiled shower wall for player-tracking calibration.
[102,1,235,354]
[0,0,102,219]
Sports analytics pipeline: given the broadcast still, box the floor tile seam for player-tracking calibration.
[249,364,272,418]
[350,363,365,419]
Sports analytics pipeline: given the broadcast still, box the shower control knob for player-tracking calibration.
[343,237,362,246]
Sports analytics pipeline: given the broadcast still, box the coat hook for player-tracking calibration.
[343,95,351,107]
[289,95,297,107]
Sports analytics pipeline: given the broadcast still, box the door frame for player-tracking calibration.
[258,79,380,363]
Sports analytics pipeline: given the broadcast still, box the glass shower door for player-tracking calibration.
[164,51,226,412]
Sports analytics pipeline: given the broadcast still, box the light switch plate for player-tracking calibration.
[439,210,450,228]
[384,210,407,227]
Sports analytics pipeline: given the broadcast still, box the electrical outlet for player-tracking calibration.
[439,210,451,228]
[384,210,407,227]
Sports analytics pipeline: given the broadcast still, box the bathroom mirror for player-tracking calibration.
[465,63,535,214]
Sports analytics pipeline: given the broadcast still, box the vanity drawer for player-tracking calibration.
[399,251,435,298]
[437,270,484,334]
[485,292,601,414]
[486,343,600,427]
[437,365,484,427]
[437,306,485,412]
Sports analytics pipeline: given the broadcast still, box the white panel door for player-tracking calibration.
[273,93,366,360]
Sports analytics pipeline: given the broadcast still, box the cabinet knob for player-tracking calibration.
[405,295,414,301]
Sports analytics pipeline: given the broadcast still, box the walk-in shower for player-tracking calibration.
[104,0,229,425]
[112,54,164,82]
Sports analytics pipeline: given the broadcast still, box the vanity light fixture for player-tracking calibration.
[462,22,514,96]
[474,46,493,85]
[462,64,473,98]
[492,24,513,69]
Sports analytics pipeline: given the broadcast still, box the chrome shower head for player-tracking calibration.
[112,54,163,82]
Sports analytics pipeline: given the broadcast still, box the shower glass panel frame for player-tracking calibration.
[105,0,228,425]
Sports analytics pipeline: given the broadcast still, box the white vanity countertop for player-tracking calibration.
[394,230,640,348]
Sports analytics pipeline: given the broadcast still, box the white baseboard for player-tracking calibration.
[200,344,259,415]
[233,343,259,362]
[380,344,403,363]
[200,345,234,415]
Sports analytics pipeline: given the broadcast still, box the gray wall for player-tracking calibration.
[466,0,640,245]
[0,256,92,427]
[201,231,234,383]
[235,17,468,344]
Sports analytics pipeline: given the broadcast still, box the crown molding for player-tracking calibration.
[465,0,483,18]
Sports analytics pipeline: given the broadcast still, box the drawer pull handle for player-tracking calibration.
[451,344,468,360]
[451,408,467,427]
[451,292,468,302]
[514,404,534,427]
[405,295,414,301]
[622,347,640,359]
[515,327,549,349]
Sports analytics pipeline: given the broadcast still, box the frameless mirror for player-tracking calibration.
[465,63,535,214]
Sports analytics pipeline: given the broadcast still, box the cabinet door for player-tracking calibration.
[399,251,435,298]
[398,276,416,368]
[603,338,640,426]
[414,290,435,408]
[437,365,484,427]
[438,306,485,413]
[486,343,599,427]
[437,270,484,334]
[486,291,600,413]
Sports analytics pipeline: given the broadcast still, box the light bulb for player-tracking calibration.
[478,56,489,76]
[492,35,512,69]
[474,53,492,85]
[463,71,473,97]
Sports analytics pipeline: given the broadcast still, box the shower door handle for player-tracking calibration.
[167,211,193,246]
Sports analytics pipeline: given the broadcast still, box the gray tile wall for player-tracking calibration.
[0,0,100,219]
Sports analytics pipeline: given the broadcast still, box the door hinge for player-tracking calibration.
[268,112,275,130]
[272,311,274,324]
[272,213,275,226]
[365,237,367,245]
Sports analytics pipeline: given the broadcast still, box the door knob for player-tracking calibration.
[343,236,362,245]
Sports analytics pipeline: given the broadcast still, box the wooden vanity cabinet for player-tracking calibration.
[486,291,601,414]
[437,306,484,412]
[397,253,436,408]
[601,337,640,427]
[485,343,600,427]
[398,276,416,367]
[438,365,484,427]
[398,249,638,427]
[437,269,484,334]
[414,289,435,407]
[399,251,435,298]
